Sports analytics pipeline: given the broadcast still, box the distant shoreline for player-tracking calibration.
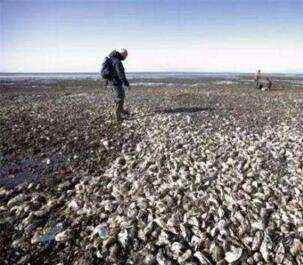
[1,71,303,75]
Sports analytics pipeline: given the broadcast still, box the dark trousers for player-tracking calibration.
[112,83,125,119]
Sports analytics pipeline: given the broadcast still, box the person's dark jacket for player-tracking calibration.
[109,50,129,86]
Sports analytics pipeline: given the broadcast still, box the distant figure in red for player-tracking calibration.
[266,77,272,90]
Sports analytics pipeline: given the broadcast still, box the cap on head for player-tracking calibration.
[120,49,128,60]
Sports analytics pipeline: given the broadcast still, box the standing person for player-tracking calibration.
[254,69,262,89]
[101,49,130,121]
[266,77,272,90]
[255,69,261,81]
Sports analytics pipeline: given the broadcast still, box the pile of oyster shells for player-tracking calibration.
[1,111,303,264]
[1,80,303,264]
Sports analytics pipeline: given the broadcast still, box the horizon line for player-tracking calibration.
[1,71,303,75]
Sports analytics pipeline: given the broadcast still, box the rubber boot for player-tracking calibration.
[116,102,123,121]
[121,109,131,116]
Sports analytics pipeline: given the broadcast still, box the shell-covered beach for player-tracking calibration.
[1,74,303,264]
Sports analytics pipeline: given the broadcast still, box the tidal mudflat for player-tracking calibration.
[1,74,303,264]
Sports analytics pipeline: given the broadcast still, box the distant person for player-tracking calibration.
[255,69,261,81]
[255,69,262,89]
[101,49,130,121]
[266,77,272,90]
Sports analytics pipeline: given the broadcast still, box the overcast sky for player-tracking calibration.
[1,0,303,73]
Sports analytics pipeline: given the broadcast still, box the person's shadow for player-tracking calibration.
[125,106,213,120]
[155,106,212,114]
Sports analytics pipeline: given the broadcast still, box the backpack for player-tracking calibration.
[100,57,113,80]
